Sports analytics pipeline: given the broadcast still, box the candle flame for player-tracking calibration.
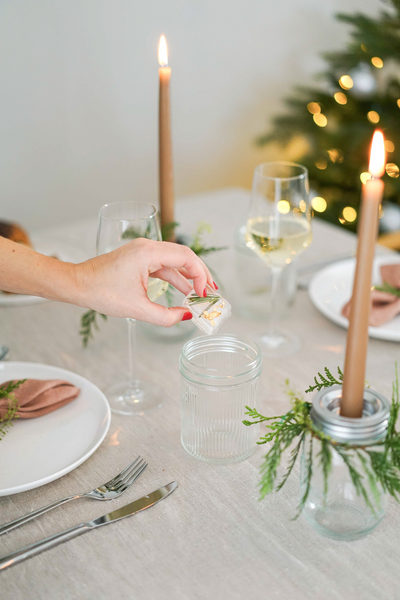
[158,35,168,67]
[368,130,386,178]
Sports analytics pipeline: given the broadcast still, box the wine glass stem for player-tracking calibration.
[127,318,137,391]
[268,266,282,337]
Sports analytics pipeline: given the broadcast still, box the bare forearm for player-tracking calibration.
[0,237,82,305]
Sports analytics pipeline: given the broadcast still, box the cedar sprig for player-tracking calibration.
[244,365,400,518]
[80,309,107,348]
[0,379,26,441]
[375,282,400,298]
[305,366,343,393]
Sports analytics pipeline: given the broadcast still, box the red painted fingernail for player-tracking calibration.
[203,287,207,297]
[182,312,193,321]
[213,281,219,290]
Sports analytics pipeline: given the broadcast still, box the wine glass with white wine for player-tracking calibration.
[97,201,168,415]
[246,162,312,356]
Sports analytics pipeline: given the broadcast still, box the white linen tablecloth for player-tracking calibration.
[1,188,399,600]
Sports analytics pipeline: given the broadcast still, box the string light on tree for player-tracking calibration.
[367,110,380,123]
[257,4,400,236]
[386,163,400,178]
[385,140,395,153]
[371,57,384,68]
[313,114,328,127]
[311,196,327,212]
[342,206,357,222]
[307,102,321,114]
[334,92,347,104]
[339,75,353,89]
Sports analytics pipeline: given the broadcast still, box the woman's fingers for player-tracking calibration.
[150,267,193,296]
[150,242,214,297]
[135,298,191,327]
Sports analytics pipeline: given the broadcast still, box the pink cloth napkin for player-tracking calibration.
[0,379,80,419]
[342,264,400,327]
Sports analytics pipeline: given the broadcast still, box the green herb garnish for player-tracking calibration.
[244,366,400,518]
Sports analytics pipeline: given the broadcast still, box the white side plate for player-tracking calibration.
[0,362,111,496]
[308,254,400,342]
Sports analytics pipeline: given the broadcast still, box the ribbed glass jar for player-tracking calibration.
[301,385,390,541]
[180,335,262,464]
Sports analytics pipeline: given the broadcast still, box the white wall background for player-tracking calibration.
[0,0,382,228]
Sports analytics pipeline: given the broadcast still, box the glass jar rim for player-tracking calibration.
[179,334,262,384]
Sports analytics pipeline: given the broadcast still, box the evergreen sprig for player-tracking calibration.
[304,366,343,393]
[0,379,26,440]
[80,309,107,348]
[375,281,400,298]
[244,366,400,517]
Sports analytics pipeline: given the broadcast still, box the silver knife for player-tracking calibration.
[0,481,177,571]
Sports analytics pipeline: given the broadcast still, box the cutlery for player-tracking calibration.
[0,456,147,536]
[0,481,177,571]
[0,345,10,361]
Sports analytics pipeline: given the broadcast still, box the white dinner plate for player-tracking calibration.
[0,239,87,307]
[0,362,111,496]
[309,254,400,342]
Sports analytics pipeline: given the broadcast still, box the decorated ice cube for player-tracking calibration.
[182,284,232,335]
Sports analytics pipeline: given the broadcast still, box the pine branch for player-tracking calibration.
[0,379,26,441]
[80,309,107,347]
[245,363,400,518]
[375,282,400,298]
[305,366,343,393]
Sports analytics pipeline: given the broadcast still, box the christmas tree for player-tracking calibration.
[258,1,400,238]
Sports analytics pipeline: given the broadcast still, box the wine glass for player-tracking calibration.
[97,201,168,415]
[245,162,312,356]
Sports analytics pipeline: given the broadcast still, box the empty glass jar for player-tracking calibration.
[180,335,263,464]
[301,385,390,541]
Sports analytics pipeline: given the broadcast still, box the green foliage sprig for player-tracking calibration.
[244,366,400,517]
[80,309,107,348]
[375,282,400,298]
[79,220,226,345]
[0,379,26,440]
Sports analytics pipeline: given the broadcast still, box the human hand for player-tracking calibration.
[75,238,215,326]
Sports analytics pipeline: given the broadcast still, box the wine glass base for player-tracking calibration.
[105,380,164,416]
[257,329,301,358]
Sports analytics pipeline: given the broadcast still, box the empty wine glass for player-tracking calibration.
[97,202,168,415]
[245,162,312,356]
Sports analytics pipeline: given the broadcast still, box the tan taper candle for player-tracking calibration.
[158,35,175,239]
[341,131,386,418]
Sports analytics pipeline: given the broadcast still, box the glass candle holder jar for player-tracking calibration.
[301,385,390,541]
[180,335,263,464]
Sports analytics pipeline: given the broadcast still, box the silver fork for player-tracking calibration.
[0,456,147,536]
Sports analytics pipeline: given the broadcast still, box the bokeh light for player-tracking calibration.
[334,92,347,105]
[307,102,321,114]
[367,110,380,123]
[339,75,353,90]
[343,207,357,222]
[360,172,372,184]
[311,197,327,212]
[385,140,395,153]
[371,57,383,68]
[313,114,328,127]
[277,200,290,214]
[386,163,400,178]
